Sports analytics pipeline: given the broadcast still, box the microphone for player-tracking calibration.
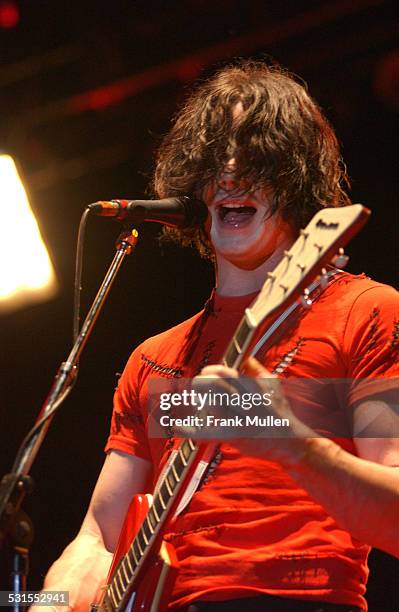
[87,196,208,228]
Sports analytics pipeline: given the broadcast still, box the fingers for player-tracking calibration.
[199,364,239,378]
[196,360,274,400]
[193,368,237,399]
[30,605,71,612]
[241,356,274,378]
[199,358,274,380]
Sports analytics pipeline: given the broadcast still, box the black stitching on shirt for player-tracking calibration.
[272,337,306,376]
[197,446,223,491]
[391,319,399,351]
[366,307,380,352]
[141,353,183,378]
[194,340,216,376]
[164,524,223,541]
[351,307,383,364]
[112,411,143,434]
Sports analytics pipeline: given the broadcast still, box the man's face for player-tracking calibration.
[202,159,295,271]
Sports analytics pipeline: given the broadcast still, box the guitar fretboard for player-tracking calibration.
[102,438,198,611]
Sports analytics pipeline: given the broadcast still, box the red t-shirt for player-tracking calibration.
[105,273,399,610]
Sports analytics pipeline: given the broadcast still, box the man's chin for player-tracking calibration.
[216,248,269,271]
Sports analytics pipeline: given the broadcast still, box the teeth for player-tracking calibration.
[220,203,255,209]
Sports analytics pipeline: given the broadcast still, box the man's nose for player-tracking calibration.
[217,158,238,192]
[217,172,239,192]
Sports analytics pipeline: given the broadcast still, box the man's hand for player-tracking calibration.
[29,451,151,612]
[29,533,112,612]
[193,356,313,467]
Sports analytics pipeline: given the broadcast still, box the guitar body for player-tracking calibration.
[105,493,179,612]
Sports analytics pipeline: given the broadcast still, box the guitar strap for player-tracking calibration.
[156,269,340,519]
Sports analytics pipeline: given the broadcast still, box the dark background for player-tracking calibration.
[1,0,398,608]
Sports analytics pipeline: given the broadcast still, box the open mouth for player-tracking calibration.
[218,204,257,226]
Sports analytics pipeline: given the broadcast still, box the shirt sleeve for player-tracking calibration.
[104,345,152,462]
[343,283,399,406]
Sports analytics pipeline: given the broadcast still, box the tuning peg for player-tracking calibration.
[333,248,349,269]
[300,288,312,309]
[320,268,329,288]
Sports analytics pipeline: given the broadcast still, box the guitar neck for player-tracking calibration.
[102,439,200,610]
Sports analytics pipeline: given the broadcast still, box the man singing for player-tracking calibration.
[35,60,399,611]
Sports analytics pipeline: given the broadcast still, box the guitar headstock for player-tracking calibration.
[248,204,370,327]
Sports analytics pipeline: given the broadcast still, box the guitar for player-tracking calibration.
[91,203,370,612]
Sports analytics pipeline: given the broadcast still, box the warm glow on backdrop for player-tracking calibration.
[0,154,57,312]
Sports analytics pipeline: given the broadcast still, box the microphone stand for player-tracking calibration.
[0,228,139,606]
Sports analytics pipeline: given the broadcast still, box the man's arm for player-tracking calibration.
[35,450,152,611]
[284,393,399,557]
[198,359,399,558]
[284,435,399,558]
[81,449,152,551]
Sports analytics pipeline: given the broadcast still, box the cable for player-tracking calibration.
[73,207,90,342]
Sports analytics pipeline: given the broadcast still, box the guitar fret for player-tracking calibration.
[160,481,171,503]
[174,452,184,475]
[125,549,134,574]
[158,489,167,509]
[132,538,141,563]
[164,474,173,496]
[140,527,149,551]
[128,546,137,569]
[121,560,130,585]
[181,440,192,460]
[154,495,164,520]
[108,583,118,609]
[151,502,160,522]
[146,515,155,534]
[179,449,188,466]
[148,508,157,529]
[166,470,177,491]
[136,531,145,555]
[116,567,126,593]
[171,461,180,482]
[140,526,149,546]
[112,576,122,604]
[141,516,153,541]
[131,547,139,567]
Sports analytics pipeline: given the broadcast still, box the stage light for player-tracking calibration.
[0,154,57,313]
[0,1,19,29]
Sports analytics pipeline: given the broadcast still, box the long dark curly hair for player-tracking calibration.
[153,59,351,259]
